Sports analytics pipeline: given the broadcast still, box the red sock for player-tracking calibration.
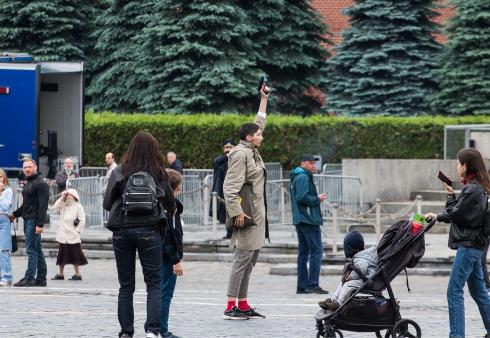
[226,300,236,311]
[238,300,250,311]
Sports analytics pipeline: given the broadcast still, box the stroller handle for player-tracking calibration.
[423,217,437,233]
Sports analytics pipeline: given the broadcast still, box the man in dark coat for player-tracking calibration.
[210,141,235,239]
[167,152,184,175]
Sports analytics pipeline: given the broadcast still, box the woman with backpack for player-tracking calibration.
[103,131,175,338]
[425,148,490,338]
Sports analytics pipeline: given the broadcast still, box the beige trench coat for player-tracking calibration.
[223,114,269,251]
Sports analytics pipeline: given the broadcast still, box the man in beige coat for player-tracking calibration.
[222,85,270,320]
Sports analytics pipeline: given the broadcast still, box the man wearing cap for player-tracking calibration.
[210,140,235,239]
[290,154,328,294]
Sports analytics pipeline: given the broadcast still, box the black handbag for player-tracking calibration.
[11,223,18,253]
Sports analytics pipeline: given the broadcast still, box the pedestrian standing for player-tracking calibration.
[105,152,117,179]
[10,159,49,287]
[290,154,328,294]
[160,169,184,338]
[103,131,175,338]
[50,189,87,281]
[425,148,490,338]
[55,157,79,192]
[222,84,270,320]
[0,168,14,287]
[166,152,184,175]
[210,140,235,239]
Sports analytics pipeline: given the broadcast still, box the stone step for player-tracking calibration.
[269,264,451,277]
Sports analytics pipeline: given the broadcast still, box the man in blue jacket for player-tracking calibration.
[290,154,328,294]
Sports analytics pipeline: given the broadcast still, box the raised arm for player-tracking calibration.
[254,84,270,131]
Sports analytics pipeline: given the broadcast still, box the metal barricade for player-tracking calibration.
[183,169,213,181]
[322,163,342,175]
[267,179,293,225]
[180,175,206,225]
[313,174,363,217]
[66,177,106,229]
[79,167,108,177]
[265,162,283,181]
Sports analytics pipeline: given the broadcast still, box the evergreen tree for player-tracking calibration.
[88,0,152,112]
[432,1,490,115]
[0,0,89,61]
[239,0,332,115]
[139,0,261,114]
[324,0,442,116]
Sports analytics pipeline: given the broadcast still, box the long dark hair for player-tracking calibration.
[121,131,168,182]
[457,148,490,193]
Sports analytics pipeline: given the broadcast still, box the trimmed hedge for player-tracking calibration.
[85,113,490,169]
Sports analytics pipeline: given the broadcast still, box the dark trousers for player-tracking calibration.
[24,219,47,281]
[113,226,162,337]
[295,223,323,291]
[160,260,177,334]
[482,239,490,289]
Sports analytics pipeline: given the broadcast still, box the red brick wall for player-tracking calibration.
[311,0,455,46]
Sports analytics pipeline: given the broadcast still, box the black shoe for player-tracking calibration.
[161,332,181,338]
[238,307,266,319]
[305,286,329,294]
[69,275,82,281]
[13,278,36,287]
[222,235,232,240]
[35,279,47,287]
[51,274,64,280]
[296,289,308,294]
[223,306,248,320]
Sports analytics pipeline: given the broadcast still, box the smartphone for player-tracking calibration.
[438,171,452,186]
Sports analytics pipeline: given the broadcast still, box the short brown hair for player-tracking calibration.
[23,158,37,166]
[166,169,183,191]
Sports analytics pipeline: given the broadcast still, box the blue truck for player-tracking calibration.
[0,53,84,177]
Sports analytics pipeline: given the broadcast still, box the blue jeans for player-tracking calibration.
[0,216,13,282]
[448,247,490,338]
[295,223,323,290]
[113,226,162,337]
[160,259,177,334]
[24,219,47,281]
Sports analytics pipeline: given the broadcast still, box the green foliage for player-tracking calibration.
[84,112,490,169]
[238,0,332,115]
[0,0,94,61]
[88,1,152,111]
[324,0,442,116]
[432,0,490,115]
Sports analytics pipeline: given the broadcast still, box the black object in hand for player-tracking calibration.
[74,218,80,227]
[257,76,271,94]
[438,171,452,186]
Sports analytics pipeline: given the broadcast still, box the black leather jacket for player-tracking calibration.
[437,180,488,250]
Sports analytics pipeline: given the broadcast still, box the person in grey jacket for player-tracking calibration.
[318,231,378,310]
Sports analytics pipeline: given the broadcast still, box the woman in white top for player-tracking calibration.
[0,169,13,286]
[50,188,87,281]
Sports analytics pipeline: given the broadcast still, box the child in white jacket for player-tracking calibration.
[50,189,87,281]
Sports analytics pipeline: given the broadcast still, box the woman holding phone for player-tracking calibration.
[426,148,490,338]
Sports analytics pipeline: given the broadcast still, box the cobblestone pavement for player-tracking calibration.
[0,256,487,338]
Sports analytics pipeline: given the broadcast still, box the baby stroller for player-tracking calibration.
[315,218,436,338]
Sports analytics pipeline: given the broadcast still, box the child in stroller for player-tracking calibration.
[318,231,378,311]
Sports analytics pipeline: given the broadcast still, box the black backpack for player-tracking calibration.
[122,171,158,214]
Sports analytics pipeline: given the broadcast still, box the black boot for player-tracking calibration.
[13,277,36,287]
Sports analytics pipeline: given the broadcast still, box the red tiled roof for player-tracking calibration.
[311,0,455,46]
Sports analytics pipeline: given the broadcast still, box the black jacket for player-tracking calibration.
[55,170,79,192]
[437,180,488,250]
[13,173,49,227]
[163,199,184,264]
[170,160,184,175]
[210,154,228,223]
[103,166,175,230]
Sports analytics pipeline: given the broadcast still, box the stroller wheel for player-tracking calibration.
[390,319,422,338]
[323,327,343,338]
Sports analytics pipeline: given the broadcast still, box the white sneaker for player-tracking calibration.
[0,280,12,287]
[146,333,161,338]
